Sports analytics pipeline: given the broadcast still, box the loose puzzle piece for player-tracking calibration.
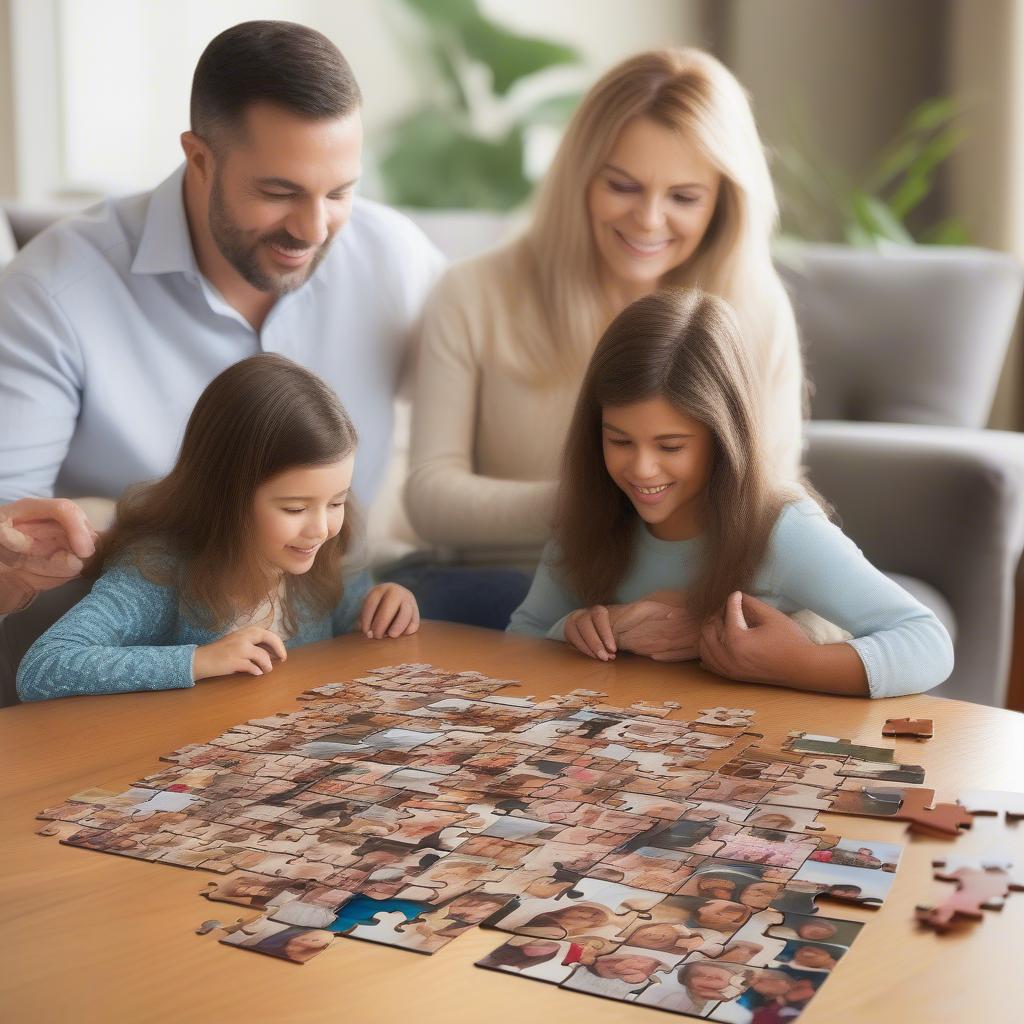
[825,785,972,837]
[916,857,1024,932]
[882,718,933,739]
[956,790,1024,824]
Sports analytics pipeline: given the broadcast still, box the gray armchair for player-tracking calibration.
[779,244,1024,707]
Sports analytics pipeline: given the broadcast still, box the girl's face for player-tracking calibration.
[739,882,781,909]
[587,116,721,304]
[602,398,714,541]
[252,454,354,574]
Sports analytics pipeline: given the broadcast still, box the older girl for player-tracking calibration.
[508,289,952,698]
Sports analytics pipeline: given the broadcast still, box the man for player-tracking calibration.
[0,21,445,697]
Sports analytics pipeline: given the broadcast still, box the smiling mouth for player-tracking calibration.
[633,483,672,494]
[267,242,314,266]
[287,544,320,556]
[615,230,674,255]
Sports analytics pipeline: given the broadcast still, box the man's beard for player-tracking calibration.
[208,174,332,295]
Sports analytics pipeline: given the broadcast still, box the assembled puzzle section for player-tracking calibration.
[35,662,945,1020]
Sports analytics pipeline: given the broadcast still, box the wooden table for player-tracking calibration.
[2,623,1023,1023]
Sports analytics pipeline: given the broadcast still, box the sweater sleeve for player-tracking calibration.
[760,278,806,485]
[506,542,581,641]
[403,262,557,550]
[765,501,954,697]
[330,568,375,635]
[16,564,196,701]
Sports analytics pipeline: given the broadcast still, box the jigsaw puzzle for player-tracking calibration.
[37,661,989,1020]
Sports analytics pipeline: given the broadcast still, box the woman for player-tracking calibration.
[401,47,804,629]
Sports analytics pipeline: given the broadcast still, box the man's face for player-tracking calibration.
[206,102,363,295]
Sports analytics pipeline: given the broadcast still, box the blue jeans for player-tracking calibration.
[381,562,532,631]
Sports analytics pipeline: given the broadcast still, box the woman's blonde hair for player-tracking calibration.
[555,287,794,622]
[508,48,784,384]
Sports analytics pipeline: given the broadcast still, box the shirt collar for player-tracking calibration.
[131,164,199,277]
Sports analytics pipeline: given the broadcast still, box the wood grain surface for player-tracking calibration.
[2,623,1022,1024]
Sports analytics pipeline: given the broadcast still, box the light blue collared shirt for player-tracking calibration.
[0,166,445,505]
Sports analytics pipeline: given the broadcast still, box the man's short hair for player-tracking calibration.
[190,20,361,147]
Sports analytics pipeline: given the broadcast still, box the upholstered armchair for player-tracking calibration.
[779,244,1024,706]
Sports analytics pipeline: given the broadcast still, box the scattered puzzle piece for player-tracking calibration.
[882,718,933,739]
[916,857,1024,932]
[956,790,1024,823]
[825,785,972,837]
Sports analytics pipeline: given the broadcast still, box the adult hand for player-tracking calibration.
[612,598,700,661]
[564,605,616,661]
[360,583,420,639]
[193,626,287,680]
[0,498,98,613]
[698,591,813,684]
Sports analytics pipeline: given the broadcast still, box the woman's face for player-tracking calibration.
[588,116,721,303]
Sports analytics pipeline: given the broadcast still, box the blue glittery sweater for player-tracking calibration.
[16,559,372,702]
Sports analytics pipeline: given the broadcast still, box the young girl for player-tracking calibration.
[508,289,953,698]
[17,355,418,701]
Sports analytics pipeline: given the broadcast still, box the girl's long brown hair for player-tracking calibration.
[84,354,358,634]
[555,288,794,622]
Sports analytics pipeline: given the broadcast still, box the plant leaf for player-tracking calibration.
[401,0,477,28]
[378,110,531,209]
[920,218,972,246]
[846,191,914,245]
[887,170,933,219]
[906,96,959,135]
[520,91,584,124]
[460,16,580,94]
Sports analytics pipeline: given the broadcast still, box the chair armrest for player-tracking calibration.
[805,420,1024,706]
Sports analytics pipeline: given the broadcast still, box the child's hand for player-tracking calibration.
[612,598,700,661]
[359,583,420,639]
[698,591,812,683]
[565,606,617,661]
[193,626,287,680]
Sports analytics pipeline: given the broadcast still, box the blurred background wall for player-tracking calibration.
[0,0,1021,421]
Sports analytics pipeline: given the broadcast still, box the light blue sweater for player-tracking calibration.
[508,499,953,698]
[16,560,372,702]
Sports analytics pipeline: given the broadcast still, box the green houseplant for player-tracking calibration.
[376,0,584,210]
[775,96,970,247]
